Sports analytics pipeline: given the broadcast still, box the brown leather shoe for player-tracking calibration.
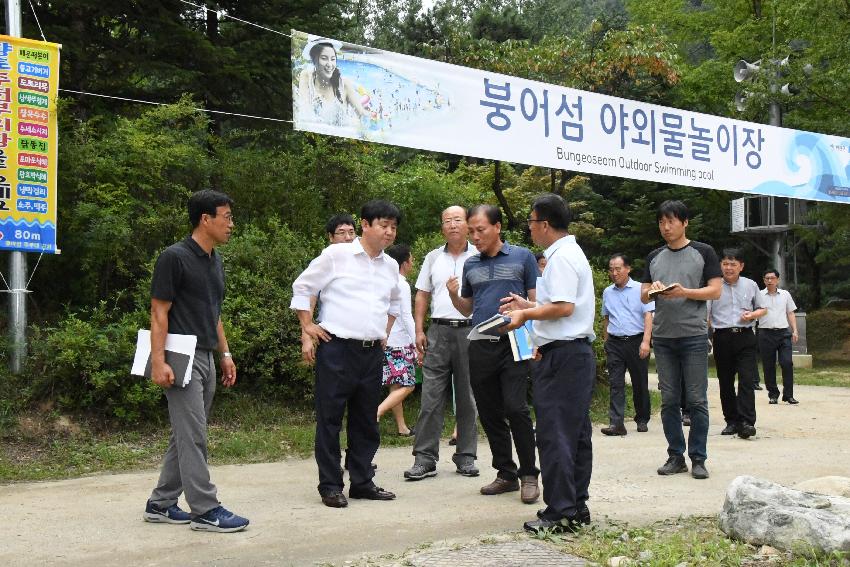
[520,475,540,504]
[321,491,348,508]
[601,424,627,436]
[480,477,519,495]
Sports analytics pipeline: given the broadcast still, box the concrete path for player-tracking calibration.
[2,378,849,566]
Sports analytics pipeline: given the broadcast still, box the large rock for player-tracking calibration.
[719,475,850,554]
[794,477,850,499]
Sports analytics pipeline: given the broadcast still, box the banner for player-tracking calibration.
[292,30,850,205]
[0,35,61,254]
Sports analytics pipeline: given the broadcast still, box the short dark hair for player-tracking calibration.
[764,268,780,278]
[534,252,545,262]
[188,190,233,228]
[530,193,571,230]
[656,200,689,223]
[385,244,411,265]
[361,199,402,224]
[609,253,631,266]
[721,248,745,262]
[325,213,355,236]
[467,204,502,225]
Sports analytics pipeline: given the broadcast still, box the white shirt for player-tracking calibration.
[758,288,797,329]
[387,275,415,347]
[415,242,476,320]
[290,238,401,340]
[531,235,596,345]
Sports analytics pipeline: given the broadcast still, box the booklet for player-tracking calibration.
[648,284,678,299]
[473,313,512,336]
[131,329,197,388]
[508,321,535,361]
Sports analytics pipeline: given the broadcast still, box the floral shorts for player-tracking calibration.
[382,344,416,387]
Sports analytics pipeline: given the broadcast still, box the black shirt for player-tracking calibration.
[151,236,225,350]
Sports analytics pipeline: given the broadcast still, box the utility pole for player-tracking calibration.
[5,0,27,374]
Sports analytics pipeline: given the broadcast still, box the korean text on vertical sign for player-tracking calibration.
[0,35,61,254]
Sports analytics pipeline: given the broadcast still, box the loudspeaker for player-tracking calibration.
[734,59,761,82]
[734,91,749,112]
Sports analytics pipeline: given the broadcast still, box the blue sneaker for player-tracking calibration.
[143,500,191,524]
[189,505,249,533]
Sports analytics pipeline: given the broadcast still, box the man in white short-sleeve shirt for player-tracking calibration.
[403,205,480,481]
[758,269,799,404]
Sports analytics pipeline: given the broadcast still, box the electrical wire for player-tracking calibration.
[58,89,293,124]
[177,0,291,38]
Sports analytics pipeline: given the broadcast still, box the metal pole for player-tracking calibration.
[6,0,28,374]
[768,100,787,281]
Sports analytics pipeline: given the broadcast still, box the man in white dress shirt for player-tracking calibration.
[758,269,800,404]
[500,193,596,533]
[291,200,402,508]
[403,206,479,481]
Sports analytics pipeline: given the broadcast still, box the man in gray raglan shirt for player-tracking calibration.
[642,200,721,481]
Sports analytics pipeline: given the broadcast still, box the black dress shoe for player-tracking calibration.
[524,515,582,534]
[783,397,799,404]
[537,505,590,524]
[721,423,737,435]
[636,422,648,433]
[321,492,348,508]
[737,424,756,439]
[769,397,778,404]
[754,384,763,390]
[349,485,396,500]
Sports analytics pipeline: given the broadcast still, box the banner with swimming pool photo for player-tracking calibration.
[291,30,850,204]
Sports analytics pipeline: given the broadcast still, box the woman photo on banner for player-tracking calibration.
[297,37,370,127]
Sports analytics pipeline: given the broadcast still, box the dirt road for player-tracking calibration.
[2,377,848,566]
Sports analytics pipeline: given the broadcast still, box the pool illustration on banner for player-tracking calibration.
[292,31,452,142]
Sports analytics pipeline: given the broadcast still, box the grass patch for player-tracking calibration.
[0,380,663,484]
[703,362,850,388]
[535,516,849,566]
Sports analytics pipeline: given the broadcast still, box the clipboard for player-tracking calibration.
[131,329,197,387]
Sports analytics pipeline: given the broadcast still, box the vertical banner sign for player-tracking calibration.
[0,35,61,254]
[291,30,850,205]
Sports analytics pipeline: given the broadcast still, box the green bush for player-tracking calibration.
[805,309,850,355]
[26,302,160,422]
[219,218,324,402]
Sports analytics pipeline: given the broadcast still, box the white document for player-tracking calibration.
[131,329,197,388]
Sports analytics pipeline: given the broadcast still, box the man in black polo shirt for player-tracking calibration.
[143,190,249,533]
[447,204,540,504]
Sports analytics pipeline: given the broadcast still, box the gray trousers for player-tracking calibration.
[150,349,219,515]
[413,324,478,467]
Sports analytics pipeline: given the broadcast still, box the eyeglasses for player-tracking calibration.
[441,218,465,226]
[526,218,546,226]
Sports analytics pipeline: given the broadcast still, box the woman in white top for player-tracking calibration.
[378,244,417,436]
[297,37,369,127]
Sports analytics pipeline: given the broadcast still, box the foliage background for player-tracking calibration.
[1,0,849,421]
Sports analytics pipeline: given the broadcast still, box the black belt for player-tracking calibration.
[760,327,788,331]
[714,327,753,334]
[331,335,380,348]
[432,318,472,328]
[538,337,590,354]
[608,333,643,341]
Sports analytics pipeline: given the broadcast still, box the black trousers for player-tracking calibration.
[469,338,539,481]
[314,337,382,496]
[712,328,758,426]
[534,339,594,520]
[759,328,794,399]
[604,336,650,425]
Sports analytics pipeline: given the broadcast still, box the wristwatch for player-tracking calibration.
[221,351,232,358]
